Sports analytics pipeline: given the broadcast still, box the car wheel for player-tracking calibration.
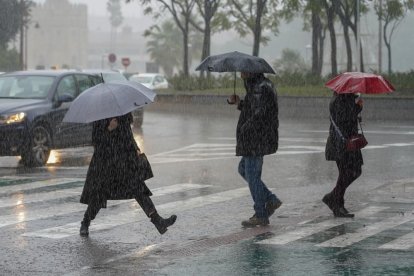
[21,125,51,167]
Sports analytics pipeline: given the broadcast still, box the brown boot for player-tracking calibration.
[241,215,269,228]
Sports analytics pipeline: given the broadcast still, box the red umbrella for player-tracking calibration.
[325,72,395,94]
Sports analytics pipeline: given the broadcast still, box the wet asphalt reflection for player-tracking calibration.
[0,102,414,275]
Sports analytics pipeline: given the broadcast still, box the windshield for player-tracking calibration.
[130,76,152,84]
[0,75,55,99]
[102,73,127,82]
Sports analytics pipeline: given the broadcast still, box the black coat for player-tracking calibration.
[236,75,279,156]
[325,93,363,165]
[80,113,151,208]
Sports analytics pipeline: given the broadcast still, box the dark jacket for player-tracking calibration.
[80,113,151,208]
[325,93,363,165]
[236,74,279,156]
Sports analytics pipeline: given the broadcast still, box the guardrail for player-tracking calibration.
[153,94,414,121]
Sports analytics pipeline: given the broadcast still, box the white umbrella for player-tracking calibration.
[63,80,156,123]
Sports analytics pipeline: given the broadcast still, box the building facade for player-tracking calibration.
[27,0,88,70]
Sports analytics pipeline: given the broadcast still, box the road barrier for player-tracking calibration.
[153,94,414,121]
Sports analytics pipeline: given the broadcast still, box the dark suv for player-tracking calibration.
[0,70,101,167]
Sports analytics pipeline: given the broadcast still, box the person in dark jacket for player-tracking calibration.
[323,92,364,218]
[79,113,176,236]
[228,72,282,227]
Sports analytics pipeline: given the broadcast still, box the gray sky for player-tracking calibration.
[34,0,143,17]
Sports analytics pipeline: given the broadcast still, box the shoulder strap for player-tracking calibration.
[330,115,346,141]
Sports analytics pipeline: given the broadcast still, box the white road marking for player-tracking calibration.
[257,206,389,245]
[0,183,210,208]
[22,187,250,239]
[379,231,414,250]
[0,183,211,228]
[0,178,83,195]
[316,210,414,248]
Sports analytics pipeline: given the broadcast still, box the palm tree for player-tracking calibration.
[144,21,183,77]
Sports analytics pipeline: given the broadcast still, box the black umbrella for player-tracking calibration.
[195,51,276,96]
[195,51,276,74]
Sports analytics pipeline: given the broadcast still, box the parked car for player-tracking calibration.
[0,70,101,166]
[81,69,144,128]
[129,73,169,90]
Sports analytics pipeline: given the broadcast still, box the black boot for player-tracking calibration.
[80,220,89,237]
[322,193,337,212]
[150,213,177,235]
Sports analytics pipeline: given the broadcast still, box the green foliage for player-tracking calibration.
[0,46,20,71]
[385,71,414,94]
[167,71,414,97]
[273,48,309,74]
[0,0,21,47]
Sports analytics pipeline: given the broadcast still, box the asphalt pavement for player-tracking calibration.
[1,102,414,275]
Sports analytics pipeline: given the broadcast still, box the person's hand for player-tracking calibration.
[227,94,240,105]
[356,98,364,107]
[107,118,118,131]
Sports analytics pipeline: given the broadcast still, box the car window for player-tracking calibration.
[56,75,77,100]
[102,72,127,82]
[155,76,163,83]
[0,75,54,99]
[130,76,152,84]
[76,74,98,94]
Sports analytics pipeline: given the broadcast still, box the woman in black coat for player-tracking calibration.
[79,113,176,236]
[323,92,363,218]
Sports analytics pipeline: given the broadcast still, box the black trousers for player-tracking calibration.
[330,159,362,206]
[82,194,157,226]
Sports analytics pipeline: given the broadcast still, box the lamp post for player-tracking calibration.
[356,0,361,72]
[24,22,40,70]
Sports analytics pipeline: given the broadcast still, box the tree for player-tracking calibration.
[303,0,327,76]
[126,0,196,77]
[107,0,124,52]
[191,0,230,76]
[227,0,282,56]
[144,20,202,76]
[0,46,20,71]
[375,0,414,74]
[0,0,21,47]
[273,48,308,74]
[322,0,337,76]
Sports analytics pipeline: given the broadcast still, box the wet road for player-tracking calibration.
[1,102,414,275]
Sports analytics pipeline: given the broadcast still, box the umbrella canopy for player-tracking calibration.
[325,72,395,94]
[63,80,156,123]
[195,51,276,74]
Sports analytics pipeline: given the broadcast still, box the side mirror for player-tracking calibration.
[54,94,74,107]
[58,94,74,103]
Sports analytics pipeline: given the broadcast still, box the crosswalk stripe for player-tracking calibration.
[22,187,250,239]
[0,184,211,228]
[0,178,83,195]
[257,206,389,246]
[378,231,414,250]
[0,183,210,209]
[316,210,414,248]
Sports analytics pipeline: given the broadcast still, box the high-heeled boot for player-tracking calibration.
[150,213,177,234]
[80,220,90,236]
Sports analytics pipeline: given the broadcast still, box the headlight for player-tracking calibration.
[0,112,26,124]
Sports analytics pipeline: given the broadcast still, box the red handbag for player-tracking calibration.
[330,116,368,151]
[346,134,368,151]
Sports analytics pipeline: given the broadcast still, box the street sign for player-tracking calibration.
[121,57,131,67]
[108,53,116,63]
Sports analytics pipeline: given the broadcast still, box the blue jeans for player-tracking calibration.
[238,156,279,219]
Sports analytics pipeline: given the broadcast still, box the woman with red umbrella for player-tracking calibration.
[323,93,364,217]
[322,72,394,217]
